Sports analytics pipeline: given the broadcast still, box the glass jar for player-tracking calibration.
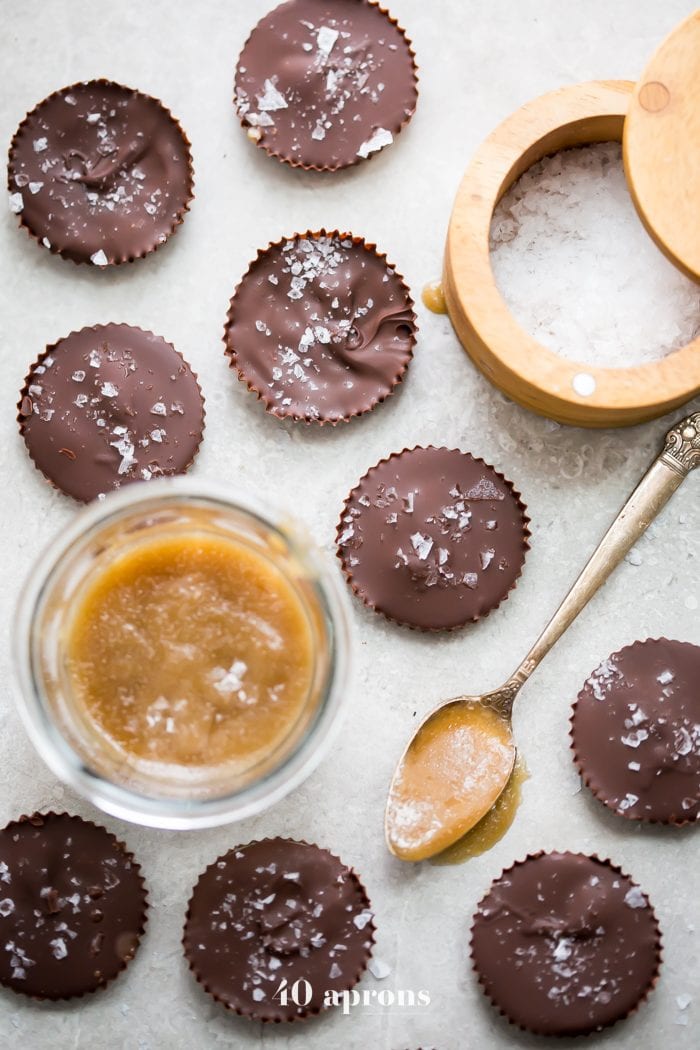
[12,478,350,829]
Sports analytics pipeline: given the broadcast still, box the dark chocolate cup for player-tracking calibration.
[223,229,417,425]
[233,1,419,173]
[7,79,194,266]
[570,637,700,827]
[0,811,148,1001]
[336,446,531,631]
[182,837,376,1023]
[470,851,663,1038]
[17,323,206,503]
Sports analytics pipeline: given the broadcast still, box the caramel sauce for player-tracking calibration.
[65,533,314,769]
[431,756,529,865]
[421,279,447,314]
[386,701,516,862]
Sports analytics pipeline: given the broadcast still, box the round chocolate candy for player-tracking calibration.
[0,812,147,1000]
[183,838,375,1022]
[571,638,700,824]
[234,0,418,170]
[336,446,530,630]
[8,80,193,265]
[18,323,205,503]
[471,852,662,1037]
[224,231,416,423]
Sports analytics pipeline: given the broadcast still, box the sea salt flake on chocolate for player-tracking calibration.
[674,726,693,756]
[91,250,108,267]
[466,478,505,501]
[353,910,373,930]
[8,193,23,213]
[101,382,119,397]
[150,402,167,415]
[50,937,68,959]
[657,670,674,685]
[0,899,15,917]
[624,886,646,909]
[357,127,393,158]
[621,729,648,748]
[618,793,639,811]
[410,532,433,560]
[257,79,288,112]
[33,137,48,152]
[317,26,339,56]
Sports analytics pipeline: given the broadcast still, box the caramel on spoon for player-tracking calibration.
[385,413,700,861]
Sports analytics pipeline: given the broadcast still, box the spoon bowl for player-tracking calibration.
[385,694,516,861]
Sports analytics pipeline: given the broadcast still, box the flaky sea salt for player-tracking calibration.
[624,886,646,909]
[618,793,639,811]
[317,26,339,56]
[90,250,108,267]
[50,937,67,959]
[353,910,373,930]
[491,143,700,367]
[368,958,391,979]
[357,127,393,159]
[257,79,288,111]
[410,532,433,560]
[8,192,23,213]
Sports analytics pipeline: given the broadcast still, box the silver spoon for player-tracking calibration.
[385,412,700,861]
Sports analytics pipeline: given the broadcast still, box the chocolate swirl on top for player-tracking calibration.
[471,852,661,1037]
[183,838,375,1022]
[225,231,416,423]
[8,80,193,264]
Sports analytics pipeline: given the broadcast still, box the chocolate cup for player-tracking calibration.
[223,229,417,425]
[182,837,376,1023]
[470,851,663,1038]
[570,637,700,827]
[336,446,531,631]
[0,811,148,1001]
[7,79,194,266]
[233,0,419,173]
[17,323,206,503]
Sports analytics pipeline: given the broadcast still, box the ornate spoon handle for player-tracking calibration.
[503,414,700,700]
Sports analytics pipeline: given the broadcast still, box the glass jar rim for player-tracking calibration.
[12,477,351,830]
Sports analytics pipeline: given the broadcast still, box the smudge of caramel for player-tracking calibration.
[421,279,447,314]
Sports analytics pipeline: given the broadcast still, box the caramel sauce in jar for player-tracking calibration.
[66,533,315,770]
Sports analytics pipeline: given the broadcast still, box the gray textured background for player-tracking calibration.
[1,2,698,1047]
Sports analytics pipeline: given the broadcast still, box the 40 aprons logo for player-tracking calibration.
[274,977,431,1015]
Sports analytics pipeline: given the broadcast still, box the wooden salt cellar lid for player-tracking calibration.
[624,11,700,283]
